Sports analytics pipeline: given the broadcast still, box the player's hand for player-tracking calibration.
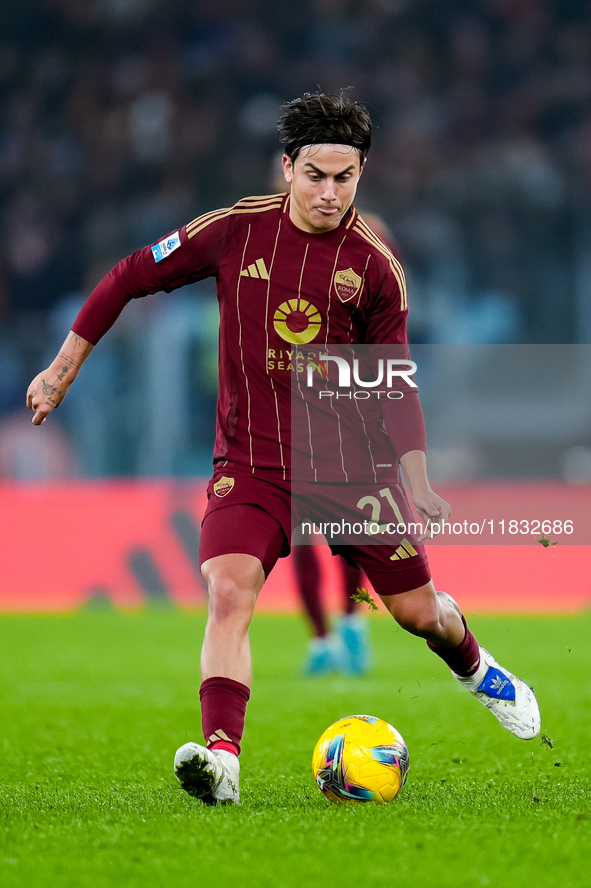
[411,488,452,542]
[26,368,70,425]
[26,333,94,425]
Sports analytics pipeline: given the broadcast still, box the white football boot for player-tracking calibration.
[454,646,541,740]
[174,743,240,805]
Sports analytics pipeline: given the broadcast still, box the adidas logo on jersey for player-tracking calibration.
[240,258,270,280]
[389,539,418,561]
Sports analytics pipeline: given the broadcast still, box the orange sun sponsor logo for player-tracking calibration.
[273,298,322,345]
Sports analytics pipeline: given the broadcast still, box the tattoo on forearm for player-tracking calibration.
[66,332,93,356]
[41,379,59,396]
[58,352,78,368]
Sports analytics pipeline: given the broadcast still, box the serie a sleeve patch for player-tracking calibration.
[151,231,181,262]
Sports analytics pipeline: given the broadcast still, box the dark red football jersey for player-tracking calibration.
[72,194,426,480]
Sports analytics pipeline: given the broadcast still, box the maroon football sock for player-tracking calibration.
[427,616,481,677]
[200,676,251,756]
[292,546,328,637]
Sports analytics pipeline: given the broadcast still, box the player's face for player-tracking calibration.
[282,144,363,234]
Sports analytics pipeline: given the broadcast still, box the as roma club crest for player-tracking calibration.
[334,268,362,303]
[213,476,235,497]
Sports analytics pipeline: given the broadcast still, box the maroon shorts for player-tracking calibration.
[199,462,431,595]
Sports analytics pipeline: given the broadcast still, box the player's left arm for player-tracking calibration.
[365,257,450,540]
[382,396,451,540]
[399,449,451,541]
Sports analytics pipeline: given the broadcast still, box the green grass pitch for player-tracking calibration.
[1,608,589,888]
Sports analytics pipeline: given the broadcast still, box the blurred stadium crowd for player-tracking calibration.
[1,0,591,478]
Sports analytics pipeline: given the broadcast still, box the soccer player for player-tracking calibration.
[269,151,377,678]
[290,208,401,677]
[27,90,540,806]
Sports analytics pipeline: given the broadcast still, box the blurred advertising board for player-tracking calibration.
[0,481,589,613]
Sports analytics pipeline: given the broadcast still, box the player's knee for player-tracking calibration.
[436,589,462,618]
[394,608,442,640]
[206,574,257,624]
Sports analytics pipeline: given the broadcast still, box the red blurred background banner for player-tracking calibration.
[0,481,589,613]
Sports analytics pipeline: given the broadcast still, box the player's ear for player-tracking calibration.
[282,153,294,184]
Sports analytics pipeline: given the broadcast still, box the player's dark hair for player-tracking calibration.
[277,90,372,163]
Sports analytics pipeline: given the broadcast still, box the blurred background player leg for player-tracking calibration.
[291,544,340,675]
[291,544,371,676]
[336,556,372,675]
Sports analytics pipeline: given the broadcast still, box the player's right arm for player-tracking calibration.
[26,331,94,425]
[26,211,229,425]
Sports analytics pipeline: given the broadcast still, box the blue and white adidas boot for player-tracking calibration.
[454,646,541,740]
